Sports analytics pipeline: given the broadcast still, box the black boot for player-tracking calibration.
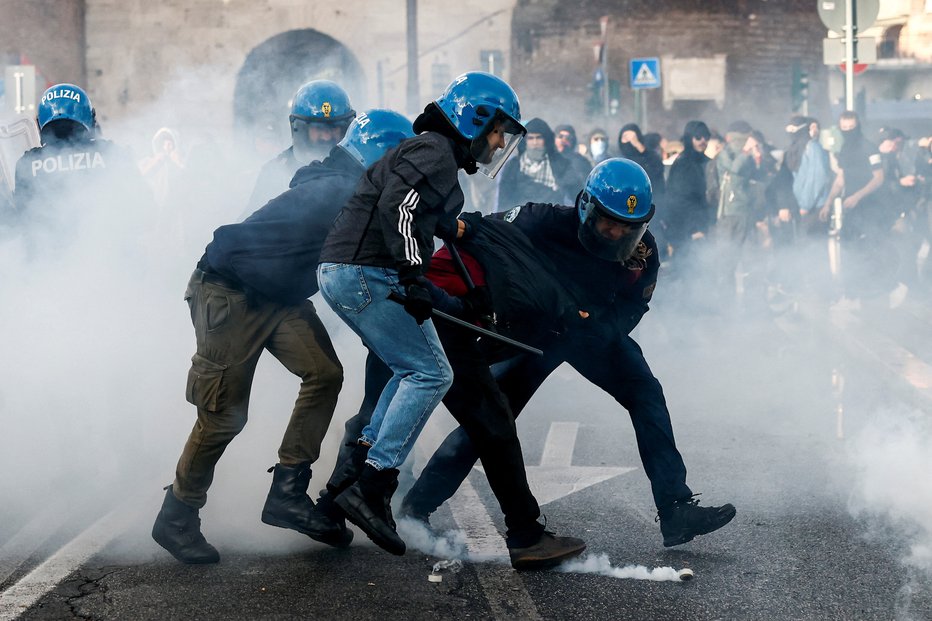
[152,486,220,564]
[334,465,405,555]
[658,495,736,547]
[324,442,370,497]
[315,491,354,548]
[261,462,343,545]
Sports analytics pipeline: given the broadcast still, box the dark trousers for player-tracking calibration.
[329,323,543,546]
[405,329,693,515]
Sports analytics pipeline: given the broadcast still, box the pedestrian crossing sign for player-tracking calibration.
[630,57,661,89]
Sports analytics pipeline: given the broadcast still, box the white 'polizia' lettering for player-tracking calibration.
[31,151,106,176]
[40,89,81,105]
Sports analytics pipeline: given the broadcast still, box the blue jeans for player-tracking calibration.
[317,263,453,471]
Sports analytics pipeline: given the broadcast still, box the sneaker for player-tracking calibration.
[508,532,586,571]
[658,495,736,547]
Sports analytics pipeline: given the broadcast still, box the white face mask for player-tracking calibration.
[590,139,606,158]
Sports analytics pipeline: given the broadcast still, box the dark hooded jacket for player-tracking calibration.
[553,124,593,180]
[202,147,363,304]
[319,103,471,282]
[665,121,714,244]
[495,118,586,212]
[617,123,666,201]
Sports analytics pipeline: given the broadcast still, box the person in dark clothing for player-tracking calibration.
[818,111,887,299]
[664,120,714,260]
[618,123,666,203]
[321,214,586,570]
[495,118,587,212]
[151,110,414,565]
[400,159,736,550]
[316,72,527,557]
[13,83,147,226]
[554,123,593,179]
[247,80,356,211]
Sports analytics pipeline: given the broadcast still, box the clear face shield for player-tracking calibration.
[577,202,650,262]
[470,111,525,178]
[291,116,351,164]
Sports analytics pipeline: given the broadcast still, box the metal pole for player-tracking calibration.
[406,0,419,116]
[376,60,385,108]
[844,0,856,111]
[387,292,543,356]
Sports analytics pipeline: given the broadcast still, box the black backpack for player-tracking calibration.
[458,217,575,349]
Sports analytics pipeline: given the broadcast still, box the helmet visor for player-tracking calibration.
[577,204,649,262]
[470,111,526,178]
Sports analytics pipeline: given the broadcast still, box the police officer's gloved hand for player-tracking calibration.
[400,276,433,325]
[457,211,485,241]
[461,286,495,326]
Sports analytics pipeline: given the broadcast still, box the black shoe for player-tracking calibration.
[315,491,354,548]
[261,462,343,544]
[658,495,736,547]
[152,486,220,564]
[334,465,405,556]
[508,531,587,571]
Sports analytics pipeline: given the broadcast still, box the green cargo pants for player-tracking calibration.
[172,269,343,508]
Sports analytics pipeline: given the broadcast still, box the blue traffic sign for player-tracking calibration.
[630,57,661,90]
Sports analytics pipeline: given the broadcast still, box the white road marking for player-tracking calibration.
[0,503,70,585]
[540,422,577,467]
[0,497,142,621]
[478,421,636,506]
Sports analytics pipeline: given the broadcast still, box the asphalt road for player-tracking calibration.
[2,285,932,621]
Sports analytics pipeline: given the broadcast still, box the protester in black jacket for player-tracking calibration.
[495,118,587,212]
[618,122,666,202]
[152,110,413,566]
[665,120,714,259]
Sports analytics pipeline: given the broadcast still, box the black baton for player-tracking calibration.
[387,291,542,356]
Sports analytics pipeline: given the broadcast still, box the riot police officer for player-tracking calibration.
[402,159,738,550]
[247,80,356,210]
[13,83,144,221]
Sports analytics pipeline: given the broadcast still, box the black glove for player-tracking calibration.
[461,286,495,326]
[457,211,485,241]
[401,279,433,325]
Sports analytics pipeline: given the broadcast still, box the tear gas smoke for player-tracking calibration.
[847,405,932,620]
[558,553,690,582]
[0,65,369,557]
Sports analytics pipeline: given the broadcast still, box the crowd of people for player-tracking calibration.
[15,68,932,577]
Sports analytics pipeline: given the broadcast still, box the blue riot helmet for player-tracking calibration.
[289,80,356,163]
[37,83,96,141]
[434,72,526,178]
[337,109,414,170]
[576,158,655,262]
